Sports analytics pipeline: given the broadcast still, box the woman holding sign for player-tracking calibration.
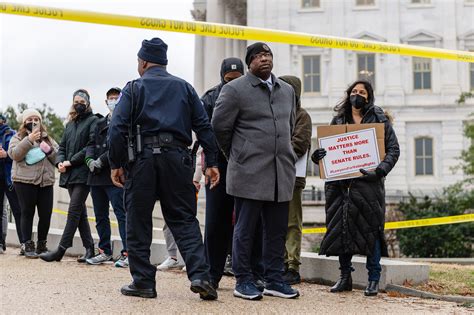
[8,109,58,258]
[311,80,400,296]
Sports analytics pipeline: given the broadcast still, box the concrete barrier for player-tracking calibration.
[300,252,429,290]
[6,224,428,289]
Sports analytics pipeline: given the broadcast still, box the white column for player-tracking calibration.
[203,0,226,90]
[383,0,405,106]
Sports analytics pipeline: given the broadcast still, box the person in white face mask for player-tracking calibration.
[83,87,129,268]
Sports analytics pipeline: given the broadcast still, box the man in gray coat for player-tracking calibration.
[212,42,299,300]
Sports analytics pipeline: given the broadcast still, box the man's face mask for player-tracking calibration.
[107,99,118,112]
[350,94,367,110]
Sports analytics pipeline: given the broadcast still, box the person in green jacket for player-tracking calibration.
[40,89,98,263]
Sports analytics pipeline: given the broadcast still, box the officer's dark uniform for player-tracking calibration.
[108,39,219,298]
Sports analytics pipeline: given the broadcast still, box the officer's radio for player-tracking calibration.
[126,80,143,163]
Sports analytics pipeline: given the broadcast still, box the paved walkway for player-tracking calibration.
[0,250,470,314]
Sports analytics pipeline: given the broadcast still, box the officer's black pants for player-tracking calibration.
[233,197,288,285]
[204,164,234,284]
[124,147,210,289]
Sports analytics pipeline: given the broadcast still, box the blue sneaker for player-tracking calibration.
[234,282,263,300]
[264,282,300,299]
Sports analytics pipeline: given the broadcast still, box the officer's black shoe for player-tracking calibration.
[190,279,218,300]
[330,273,352,293]
[209,280,219,290]
[283,269,301,285]
[39,246,66,262]
[255,279,265,292]
[121,283,157,299]
[364,281,379,296]
[77,246,95,263]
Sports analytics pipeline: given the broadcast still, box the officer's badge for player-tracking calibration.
[231,64,237,70]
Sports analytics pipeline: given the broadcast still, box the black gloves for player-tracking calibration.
[311,148,327,164]
[359,168,385,182]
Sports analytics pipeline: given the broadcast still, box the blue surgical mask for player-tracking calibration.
[107,99,118,112]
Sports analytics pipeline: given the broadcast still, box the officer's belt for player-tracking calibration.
[143,135,188,149]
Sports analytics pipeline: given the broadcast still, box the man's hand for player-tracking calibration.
[87,159,103,173]
[205,167,220,189]
[0,148,7,159]
[111,168,125,188]
[63,161,72,167]
[193,180,201,191]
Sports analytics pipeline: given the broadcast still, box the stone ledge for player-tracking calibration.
[300,252,430,290]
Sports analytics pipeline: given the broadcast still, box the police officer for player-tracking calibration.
[108,37,220,300]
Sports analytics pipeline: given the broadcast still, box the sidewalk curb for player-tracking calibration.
[385,284,474,304]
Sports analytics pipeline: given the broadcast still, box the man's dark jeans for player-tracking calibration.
[0,181,24,246]
[90,185,127,255]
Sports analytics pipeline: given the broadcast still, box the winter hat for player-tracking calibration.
[138,37,168,65]
[0,114,6,122]
[17,108,42,124]
[220,57,244,83]
[245,42,273,67]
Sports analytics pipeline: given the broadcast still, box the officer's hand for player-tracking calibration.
[359,169,380,182]
[311,148,327,164]
[205,167,220,189]
[193,181,201,191]
[0,148,7,159]
[111,168,125,188]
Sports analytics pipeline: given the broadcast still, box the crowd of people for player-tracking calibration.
[0,37,399,302]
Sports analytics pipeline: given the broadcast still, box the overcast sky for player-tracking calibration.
[0,0,195,117]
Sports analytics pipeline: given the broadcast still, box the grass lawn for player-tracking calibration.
[411,264,474,297]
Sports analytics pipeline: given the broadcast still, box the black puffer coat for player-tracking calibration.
[319,105,400,257]
[57,112,98,188]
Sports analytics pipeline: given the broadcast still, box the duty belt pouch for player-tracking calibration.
[158,133,174,146]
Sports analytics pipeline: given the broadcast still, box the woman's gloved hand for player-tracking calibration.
[359,168,385,182]
[311,148,327,164]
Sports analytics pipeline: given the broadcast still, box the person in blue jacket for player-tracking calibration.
[0,114,25,254]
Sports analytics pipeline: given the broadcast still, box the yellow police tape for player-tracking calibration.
[302,213,474,234]
[1,3,474,63]
[53,207,473,234]
[53,208,119,228]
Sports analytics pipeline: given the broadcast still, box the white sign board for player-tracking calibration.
[295,152,308,177]
[318,128,381,181]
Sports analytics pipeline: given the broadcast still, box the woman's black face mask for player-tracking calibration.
[74,103,87,114]
[350,94,367,110]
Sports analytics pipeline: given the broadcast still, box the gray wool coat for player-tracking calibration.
[211,72,297,202]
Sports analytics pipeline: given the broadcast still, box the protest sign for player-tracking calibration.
[317,123,385,181]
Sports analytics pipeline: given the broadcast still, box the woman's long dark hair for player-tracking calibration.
[333,80,375,123]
